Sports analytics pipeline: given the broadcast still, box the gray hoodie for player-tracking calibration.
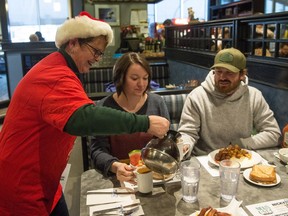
[178,70,281,156]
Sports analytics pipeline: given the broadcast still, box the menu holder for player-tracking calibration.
[246,199,288,216]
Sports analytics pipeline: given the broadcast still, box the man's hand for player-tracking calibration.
[147,116,170,138]
[183,144,190,153]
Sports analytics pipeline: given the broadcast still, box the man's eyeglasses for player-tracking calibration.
[83,42,104,58]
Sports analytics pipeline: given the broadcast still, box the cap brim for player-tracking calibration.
[211,63,240,73]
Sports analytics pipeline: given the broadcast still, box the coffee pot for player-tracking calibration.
[141,130,181,175]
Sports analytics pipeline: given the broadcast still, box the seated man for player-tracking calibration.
[90,52,170,183]
[178,48,281,156]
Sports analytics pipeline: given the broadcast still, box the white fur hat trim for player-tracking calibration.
[55,11,113,48]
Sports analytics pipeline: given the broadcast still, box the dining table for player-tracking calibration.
[80,148,288,216]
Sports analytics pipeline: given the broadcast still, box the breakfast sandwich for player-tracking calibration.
[249,164,276,184]
[197,207,231,216]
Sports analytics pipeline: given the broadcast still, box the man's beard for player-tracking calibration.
[215,80,240,94]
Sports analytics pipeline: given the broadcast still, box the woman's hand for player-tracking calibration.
[111,162,136,184]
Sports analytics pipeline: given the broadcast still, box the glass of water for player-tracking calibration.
[219,159,240,202]
[180,158,201,203]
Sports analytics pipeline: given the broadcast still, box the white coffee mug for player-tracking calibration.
[136,167,153,194]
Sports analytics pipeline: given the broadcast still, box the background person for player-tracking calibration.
[90,52,170,184]
[0,12,169,216]
[35,31,45,41]
[279,42,288,57]
[178,48,281,156]
[29,33,39,42]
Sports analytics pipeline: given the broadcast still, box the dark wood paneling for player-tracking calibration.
[165,12,288,90]
[166,48,288,89]
[165,48,215,69]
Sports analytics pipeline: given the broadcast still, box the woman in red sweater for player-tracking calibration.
[0,12,169,216]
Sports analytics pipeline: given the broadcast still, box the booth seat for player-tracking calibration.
[83,63,170,93]
[161,93,188,131]
[81,91,190,171]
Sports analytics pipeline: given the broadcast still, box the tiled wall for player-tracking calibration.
[167,60,288,131]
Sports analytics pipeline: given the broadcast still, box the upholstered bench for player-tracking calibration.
[83,63,170,93]
[161,93,188,131]
[81,91,190,171]
[83,67,113,93]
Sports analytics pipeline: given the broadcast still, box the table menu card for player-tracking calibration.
[246,199,288,216]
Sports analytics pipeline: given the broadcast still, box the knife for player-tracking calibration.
[87,189,135,195]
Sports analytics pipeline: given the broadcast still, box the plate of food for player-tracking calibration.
[152,171,176,184]
[123,171,177,190]
[190,198,243,216]
[165,84,177,89]
[243,165,281,187]
[191,207,234,216]
[207,144,262,169]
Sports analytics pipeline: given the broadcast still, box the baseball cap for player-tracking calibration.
[211,48,246,73]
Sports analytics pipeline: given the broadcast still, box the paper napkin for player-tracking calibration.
[89,199,144,216]
[196,155,219,177]
[86,187,136,206]
[190,198,248,216]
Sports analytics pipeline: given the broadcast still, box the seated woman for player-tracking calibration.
[90,52,170,183]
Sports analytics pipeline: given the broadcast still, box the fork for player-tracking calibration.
[93,204,139,216]
[118,205,139,216]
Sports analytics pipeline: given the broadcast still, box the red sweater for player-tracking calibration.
[0,52,93,215]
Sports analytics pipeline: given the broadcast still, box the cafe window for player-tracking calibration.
[265,0,288,13]
[147,0,207,37]
[7,0,71,42]
[148,0,207,23]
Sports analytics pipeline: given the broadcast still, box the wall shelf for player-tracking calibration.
[209,0,265,20]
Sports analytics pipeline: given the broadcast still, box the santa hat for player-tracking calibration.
[55,11,113,48]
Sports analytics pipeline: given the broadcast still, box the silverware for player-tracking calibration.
[267,161,276,166]
[261,157,277,167]
[87,191,135,195]
[87,188,135,195]
[121,205,139,216]
[92,203,139,216]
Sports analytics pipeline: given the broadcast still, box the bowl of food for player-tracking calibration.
[141,130,181,175]
[279,148,288,164]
